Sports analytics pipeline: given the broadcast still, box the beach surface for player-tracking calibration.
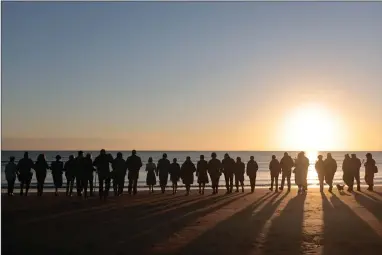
[2,187,382,255]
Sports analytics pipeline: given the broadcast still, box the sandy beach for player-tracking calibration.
[2,188,382,255]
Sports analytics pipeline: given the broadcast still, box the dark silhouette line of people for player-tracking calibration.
[294,152,309,194]
[112,152,127,196]
[365,153,378,191]
[83,153,95,198]
[222,153,235,194]
[169,158,181,194]
[351,153,362,191]
[16,152,34,196]
[208,152,222,195]
[341,154,353,192]
[126,150,143,195]
[324,153,337,192]
[246,156,258,193]
[93,149,113,199]
[269,155,281,192]
[279,152,294,192]
[35,154,49,196]
[315,155,325,192]
[181,156,196,196]
[157,153,171,194]
[196,155,209,195]
[145,157,156,193]
[51,155,64,196]
[5,156,17,196]
[235,157,245,193]
[75,151,86,197]
[64,155,76,196]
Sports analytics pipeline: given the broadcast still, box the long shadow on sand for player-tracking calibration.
[352,191,382,221]
[177,191,288,255]
[322,192,382,255]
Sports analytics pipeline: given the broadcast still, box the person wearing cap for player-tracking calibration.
[222,153,235,194]
[16,152,34,196]
[235,157,245,193]
[208,152,222,194]
[112,152,127,196]
[181,156,196,196]
[364,153,377,191]
[169,158,181,194]
[93,149,114,199]
[246,156,259,193]
[5,156,18,196]
[351,154,362,191]
[315,155,325,192]
[34,154,50,196]
[196,155,209,195]
[51,155,64,196]
[342,154,353,192]
[279,152,294,192]
[294,152,309,194]
[157,153,171,194]
[126,150,143,195]
[75,151,86,197]
[83,153,96,198]
[269,155,281,192]
[64,155,76,196]
[145,157,157,193]
[324,153,337,192]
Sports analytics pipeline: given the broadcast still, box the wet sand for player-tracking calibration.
[2,187,382,255]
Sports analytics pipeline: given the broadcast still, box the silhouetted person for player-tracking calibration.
[126,150,143,195]
[35,154,49,196]
[83,153,95,198]
[279,152,294,191]
[17,152,34,196]
[64,155,76,196]
[157,153,171,194]
[5,156,18,196]
[222,153,235,194]
[145,157,156,193]
[93,149,113,199]
[112,152,127,196]
[294,152,309,194]
[51,155,64,196]
[235,157,245,193]
[75,151,86,197]
[315,155,325,192]
[208,152,222,194]
[342,154,353,192]
[181,156,196,196]
[246,156,258,193]
[324,153,337,192]
[196,155,209,195]
[364,153,377,191]
[269,155,281,192]
[351,154,362,191]
[169,158,181,194]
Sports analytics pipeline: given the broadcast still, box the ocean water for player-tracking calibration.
[2,151,382,190]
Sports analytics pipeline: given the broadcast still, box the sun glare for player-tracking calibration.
[281,104,339,151]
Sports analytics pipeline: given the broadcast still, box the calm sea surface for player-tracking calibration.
[2,151,381,190]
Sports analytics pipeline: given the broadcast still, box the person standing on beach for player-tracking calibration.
[208,152,222,194]
[169,158,181,194]
[34,154,49,196]
[157,153,171,194]
[234,157,245,193]
[17,152,34,196]
[269,155,281,192]
[279,152,294,192]
[364,153,377,191]
[51,155,64,196]
[75,151,86,196]
[196,155,209,195]
[112,152,127,196]
[315,155,325,192]
[93,149,113,199]
[324,153,337,192]
[342,154,353,192]
[126,150,143,195]
[5,156,18,196]
[351,154,362,191]
[181,156,196,196]
[246,156,258,193]
[294,152,309,194]
[83,153,95,198]
[64,155,76,196]
[145,157,157,193]
[222,153,235,194]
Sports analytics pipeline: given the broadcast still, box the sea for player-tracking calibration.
[2,151,382,191]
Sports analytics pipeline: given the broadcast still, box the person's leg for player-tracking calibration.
[224,173,229,193]
[128,177,133,194]
[20,181,24,196]
[69,179,74,196]
[241,180,244,192]
[270,175,274,191]
[202,183,205,194]
[7,180,11,195]
[99,176,104,198]
[105,177,111,198]
[229,174,234,193]
[133,178,138,195]
[25,179,30,196]
[275,175,279,192]
[280,172,285,190]
[355,171,361,191]
[89,175,94,196]
[83,178,89,198]
[235,176,239,192]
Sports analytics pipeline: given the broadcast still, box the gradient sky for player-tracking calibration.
[2,1,382,151]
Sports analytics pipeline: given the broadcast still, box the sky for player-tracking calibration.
[2,1,382,151]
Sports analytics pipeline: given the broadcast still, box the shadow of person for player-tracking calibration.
[352,191,382,221]
[322,192,382,255]
[178,191,289,255]
[262,193,307,254]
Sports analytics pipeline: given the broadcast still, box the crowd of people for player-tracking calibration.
[3,150,378,198]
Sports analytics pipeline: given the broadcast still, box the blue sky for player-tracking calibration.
[2,2,382,150]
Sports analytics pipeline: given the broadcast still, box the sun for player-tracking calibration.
[280,103,339,151]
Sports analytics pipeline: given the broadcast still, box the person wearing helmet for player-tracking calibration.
[157,153,171,194]
[208,152,222,194]
[51,155,64,196]
[126,150,143,195]
[222,153,235,194]
[246,156,258,193]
